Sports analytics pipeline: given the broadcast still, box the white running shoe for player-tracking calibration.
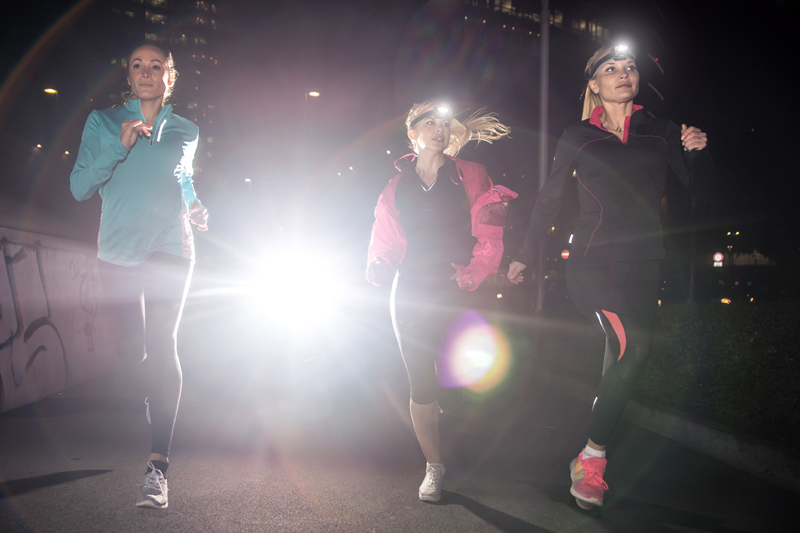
[418,464,445,502]
[136,462,168,509]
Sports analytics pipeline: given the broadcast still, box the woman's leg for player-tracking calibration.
[140,253,193,462]
[566,258,660,508]
[390,277,443,462]
[391,276,447,501]
[98,260,146,365]
[409,399,442,464]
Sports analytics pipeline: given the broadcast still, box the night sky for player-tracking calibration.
[0,0,797,296]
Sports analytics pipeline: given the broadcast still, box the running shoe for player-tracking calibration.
[136,462,168,509]
[569,451,608,509]
[418,464,445,502]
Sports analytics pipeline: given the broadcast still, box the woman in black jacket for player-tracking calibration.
[508,44,713,510]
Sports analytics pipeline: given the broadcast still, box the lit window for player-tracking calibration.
[112,8,135,18]
[145,33,157,40]
[207,137,213,143]
[145,11,167,24]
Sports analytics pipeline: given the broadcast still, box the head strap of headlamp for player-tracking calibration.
[409,105,452,128]
[587,45,635,79]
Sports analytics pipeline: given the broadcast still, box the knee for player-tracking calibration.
[409,382,437,406]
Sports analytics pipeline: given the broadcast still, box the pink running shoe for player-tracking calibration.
[569,451,608,509]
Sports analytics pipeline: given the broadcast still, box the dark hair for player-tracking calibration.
[125,43,179,103]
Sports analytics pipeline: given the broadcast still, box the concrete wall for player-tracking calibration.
[0,228,118,413]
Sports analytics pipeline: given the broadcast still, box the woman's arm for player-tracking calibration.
[515,129,579,266]
[366,176,406,287]
[175,132,208,231]
[456,162,517,290]
[668,122,715,199]
[70,111,131,201]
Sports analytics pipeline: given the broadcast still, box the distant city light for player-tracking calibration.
[36,144,42,148]
[721,299,731,304]
[386,150,391,154]
[64,151,69,155]
[308,91,320,97]
[244,178,251,182]
[496,294,502,299]
[349,166,353,170]
[44,88,57,94]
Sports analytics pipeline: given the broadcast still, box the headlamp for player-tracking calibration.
[409,105,452,128]
[587,44,635,79]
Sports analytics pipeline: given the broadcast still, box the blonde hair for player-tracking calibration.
[405,101,510,157]
[581,46,612,120]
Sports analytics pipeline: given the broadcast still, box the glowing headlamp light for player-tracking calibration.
[587,44,635,79]
[409,105,452,128]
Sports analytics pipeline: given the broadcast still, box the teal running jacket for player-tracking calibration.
[71,98,202,266]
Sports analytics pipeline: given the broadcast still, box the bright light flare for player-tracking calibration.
[243,249,347,333]
[438,311,510,393]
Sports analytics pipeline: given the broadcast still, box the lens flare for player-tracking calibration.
[437,310,510,393]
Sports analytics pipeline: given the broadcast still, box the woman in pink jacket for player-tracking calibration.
[367,101,515,502]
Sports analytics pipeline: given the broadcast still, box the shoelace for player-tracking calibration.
[581,462,609,490]
[425,469,442,488]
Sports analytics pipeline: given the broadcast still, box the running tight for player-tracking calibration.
[99,252,193,458]
[390,274,473,406]
[566,257,660,447]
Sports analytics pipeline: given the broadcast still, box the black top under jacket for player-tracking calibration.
[394,158,477,282]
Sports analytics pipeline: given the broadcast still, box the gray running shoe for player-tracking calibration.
[136,462,168,509]
[418,464,445,502]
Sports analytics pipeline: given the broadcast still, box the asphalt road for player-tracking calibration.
[1,285,795,532]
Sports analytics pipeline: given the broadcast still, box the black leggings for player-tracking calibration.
[566,256,660,447]
[99,252,193,458]
[390,274,474,405]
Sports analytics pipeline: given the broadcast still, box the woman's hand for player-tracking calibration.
[507,261,526,285]
[450,263,474,290]
[189,200,208,231]
[120,120,153,149]
[367,258,393,286]
[681,124,708,152]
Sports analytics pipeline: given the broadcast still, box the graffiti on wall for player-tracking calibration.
[69,255,98,355]
[0,238,69,411]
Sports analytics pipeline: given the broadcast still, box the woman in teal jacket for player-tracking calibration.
[71,43,208,510]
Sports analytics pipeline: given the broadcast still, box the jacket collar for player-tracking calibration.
[124,98,172,118]
[589,104,643,143]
